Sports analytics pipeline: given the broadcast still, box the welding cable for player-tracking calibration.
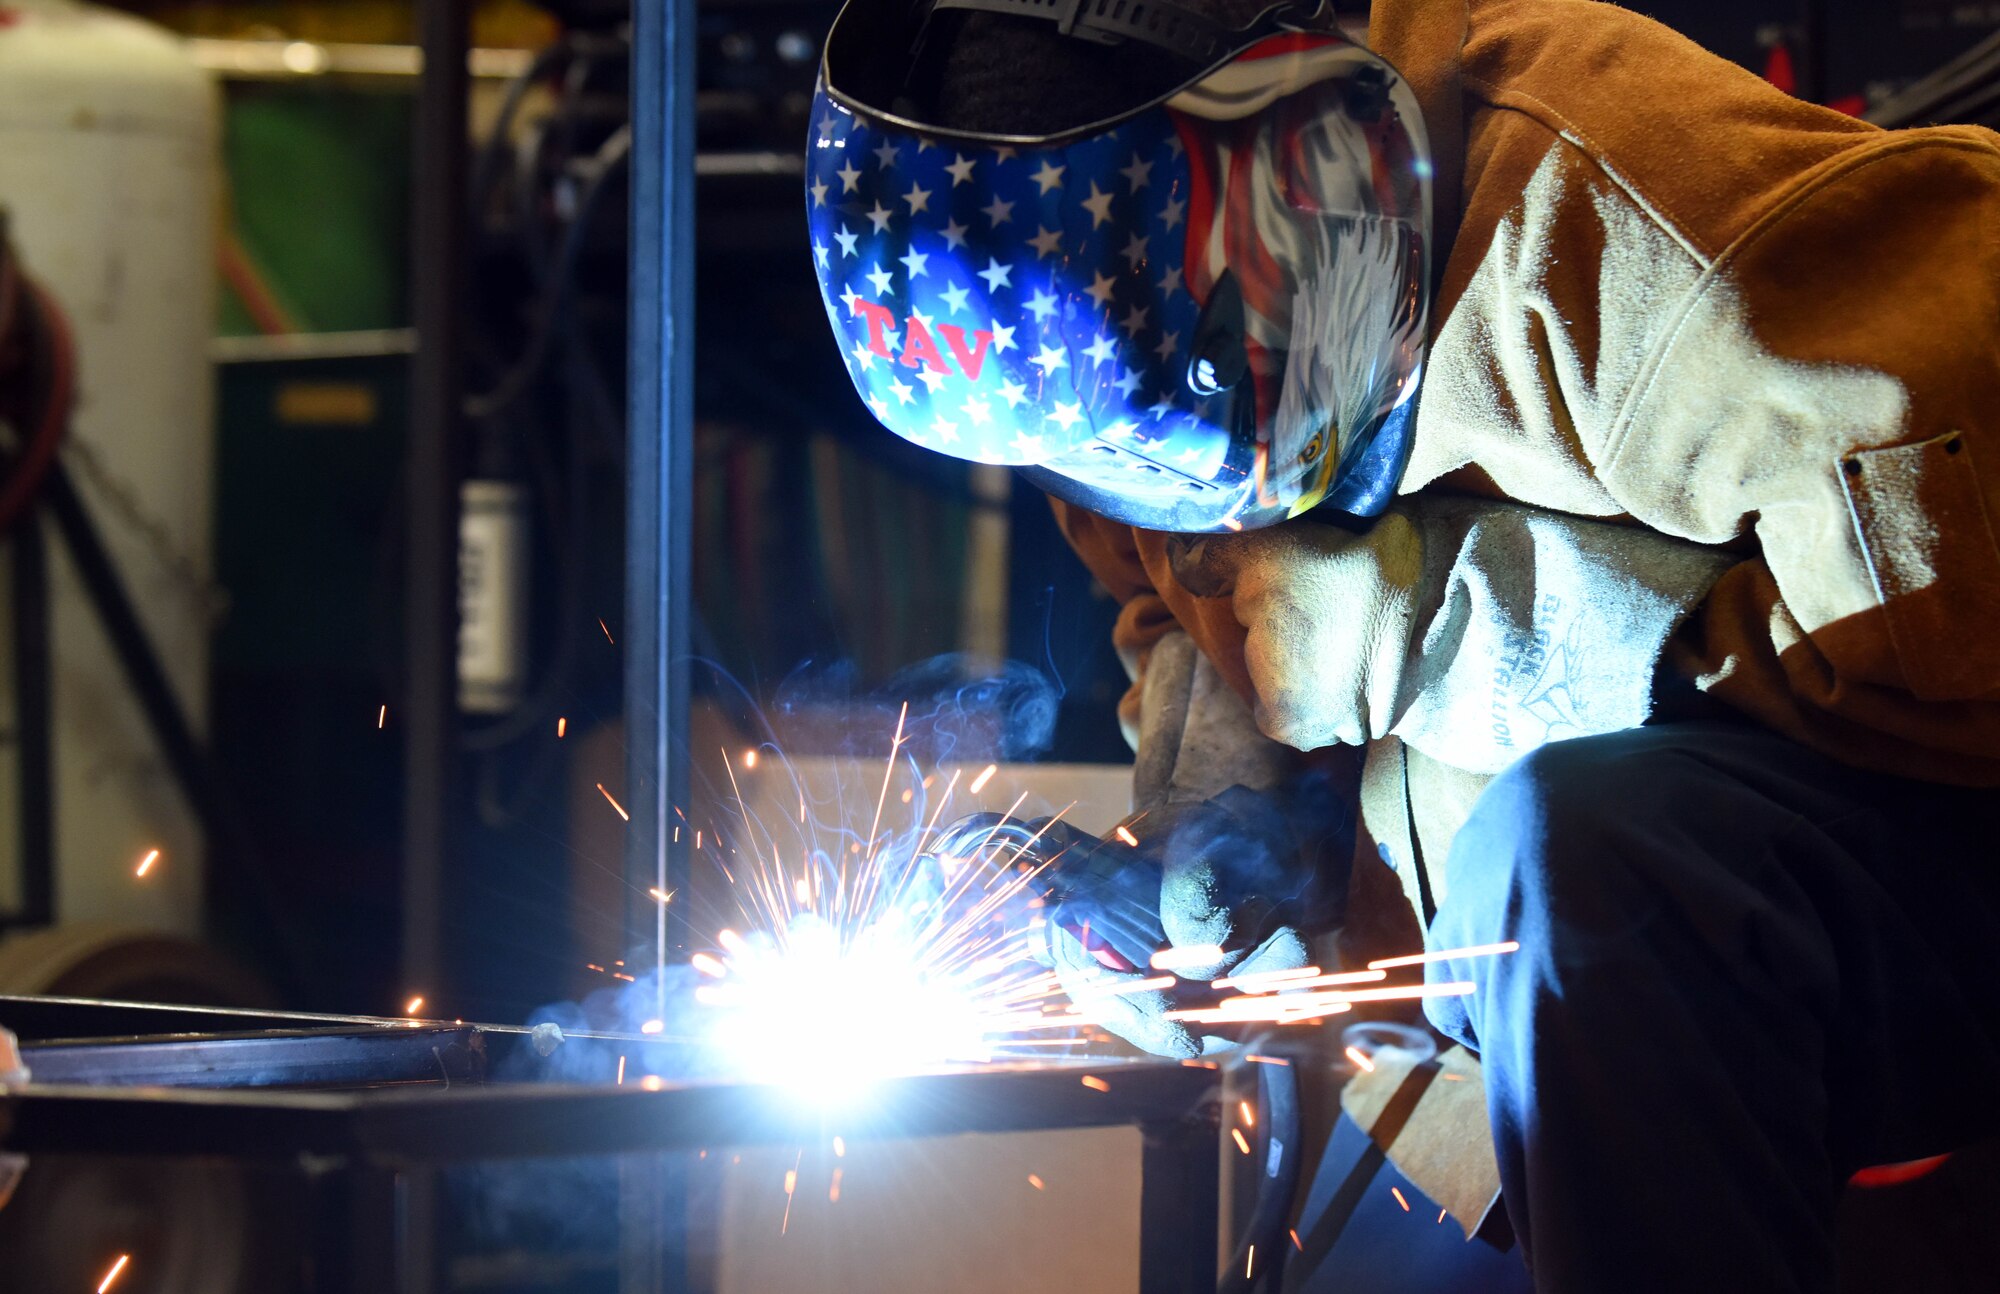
[1217,1044,1303,1294]
[467,32,620,218]
[0,235,17,351]
[0,276,76,536]
[466,123,631,423]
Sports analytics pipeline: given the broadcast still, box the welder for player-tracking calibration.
[806,0,2000,1288]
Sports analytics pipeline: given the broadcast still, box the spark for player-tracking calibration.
[1231,1128,1251,1154]
[1113,825,1140,846]
[1027,1174,1045,1190]
[1257,969,1388,990]
[641,1019,664,1034]
[97,1255,130,1293]
[744,748,759,770]
[1239,1100,1255,1127]
[641,1075,664,1090]
[1344,1045,1375,1072]
[1072,975,1175,999]
[1438,1207,1448,1224]
[598,617,614,643]
[1290,1228,1302,1251]
[378,704,387,729]
[1245,1054,1290,1066]
[969,763,998,793]
[667,741,1109,1095]
[597,784,630,821]
[617,1055,626,1084]
[405,996,425,1015]
[1247,1245,1255,1279]
[1391,1186,1411,1212]
[1149,944,1223,972]
[134,848,160,878]
[1080,1074,1110,1093]
[1214,965,1322,990]
[1332,982,1475,1003]
[781,1153,802,1235]
[1369,940,1519,970]
[649,886,674,904]
[557,717,567,738]
[833,1136,846,1158]
[829,1167,844,1203]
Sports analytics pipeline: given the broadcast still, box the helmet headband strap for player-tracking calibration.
[925,0,1330,66]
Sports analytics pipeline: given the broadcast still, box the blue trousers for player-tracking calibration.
[1421,721,2000,1294]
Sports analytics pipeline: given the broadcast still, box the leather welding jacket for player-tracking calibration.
[1052,0,2000,1231]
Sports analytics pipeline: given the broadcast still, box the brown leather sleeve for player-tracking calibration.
[1662,140,2000,785]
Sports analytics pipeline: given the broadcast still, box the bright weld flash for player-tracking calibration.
[1149,944,1223,972]
[695,916,996,1102]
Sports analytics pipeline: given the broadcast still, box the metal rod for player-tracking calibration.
[1140,1114,1222,1294]
[403,0,472,998]
[9,512,53,928]
[626,0,697,962]
[37,462,292,980]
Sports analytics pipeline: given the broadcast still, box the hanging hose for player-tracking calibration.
[1219,1045,1304,1294]
[0,258,77,535]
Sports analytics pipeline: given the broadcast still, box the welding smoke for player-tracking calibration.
[771,653,1059,763]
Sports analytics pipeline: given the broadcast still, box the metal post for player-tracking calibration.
[403,0,472,999]
[304,1160,400,1294]
[626,0,696,957]
[626,7,697,1288]
[1140,1116,1222,1294]
[38,461,290,977]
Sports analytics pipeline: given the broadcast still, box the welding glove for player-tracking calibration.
[1033,776,1347,1058]
[1149,774,1347,982]
[1166,508,1423,752]
[1031,820,1203,1058]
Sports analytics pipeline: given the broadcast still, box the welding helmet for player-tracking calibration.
[808,0,1432,532]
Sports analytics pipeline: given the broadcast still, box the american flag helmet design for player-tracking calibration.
[810,3,1432,532]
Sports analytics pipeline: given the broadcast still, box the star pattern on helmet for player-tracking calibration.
[807,92,1220,475]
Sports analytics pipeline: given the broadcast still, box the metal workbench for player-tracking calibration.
[0,996,1223,1293]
